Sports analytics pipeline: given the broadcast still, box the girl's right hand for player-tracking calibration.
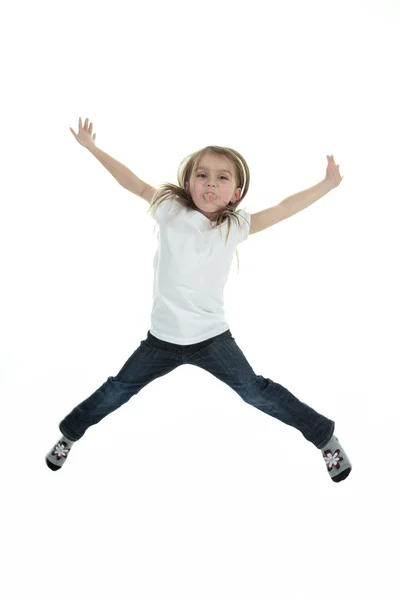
[70,117,97,149]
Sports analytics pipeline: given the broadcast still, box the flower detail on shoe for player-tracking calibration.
[52,442,70,461]
[323,447,343,472]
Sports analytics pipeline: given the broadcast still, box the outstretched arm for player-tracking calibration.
[249,156,343,235]
[70,117,154,204]
[278,155,343,218]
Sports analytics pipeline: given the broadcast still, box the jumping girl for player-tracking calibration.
[46,117,351,483]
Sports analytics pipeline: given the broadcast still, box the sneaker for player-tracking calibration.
[46,436,75,471]
[321,434,352,482]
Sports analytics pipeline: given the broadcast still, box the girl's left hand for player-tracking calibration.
[325,155,344,188]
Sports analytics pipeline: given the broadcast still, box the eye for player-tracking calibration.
[197,174,228,180]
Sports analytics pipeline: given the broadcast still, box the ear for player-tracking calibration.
[231,188,242,204]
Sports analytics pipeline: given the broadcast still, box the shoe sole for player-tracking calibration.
[46,458,62,471]
[332,467,351,482]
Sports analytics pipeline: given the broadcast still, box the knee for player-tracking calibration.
[237,375,265,401]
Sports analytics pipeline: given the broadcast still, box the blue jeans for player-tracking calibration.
[59,329,334,449]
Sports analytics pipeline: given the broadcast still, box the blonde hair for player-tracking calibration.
[146,146,251,273]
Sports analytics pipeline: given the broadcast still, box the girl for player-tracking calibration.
[46,117,352,482]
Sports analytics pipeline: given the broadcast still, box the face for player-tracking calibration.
[187,153,242,221]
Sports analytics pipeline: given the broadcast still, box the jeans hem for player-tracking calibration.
[59,422,80,442]
[315,421,335,449]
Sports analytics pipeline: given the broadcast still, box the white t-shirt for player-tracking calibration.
[148,196,251,345]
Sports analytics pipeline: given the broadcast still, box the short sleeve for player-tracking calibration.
[236,209,251,244]
[151,198,177,224]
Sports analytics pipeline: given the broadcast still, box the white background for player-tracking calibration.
[2,0,399,598]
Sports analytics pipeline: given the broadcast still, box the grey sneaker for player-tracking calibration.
[321,434,352,482]
[46,436,75,471]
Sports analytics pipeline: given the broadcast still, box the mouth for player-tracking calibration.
[204,193,217,201]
